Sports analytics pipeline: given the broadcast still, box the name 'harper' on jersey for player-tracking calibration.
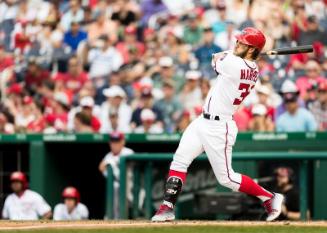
[240,69,258,82]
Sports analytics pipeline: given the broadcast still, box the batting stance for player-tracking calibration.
[152,27,284,222]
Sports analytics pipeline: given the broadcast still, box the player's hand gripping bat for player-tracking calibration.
[261,45,313,55]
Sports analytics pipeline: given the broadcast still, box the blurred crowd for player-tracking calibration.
[0,0,327,134]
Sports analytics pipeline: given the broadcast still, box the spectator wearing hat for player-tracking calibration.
[130,87,163,129]
[248,85,276,121]
[100,85,132,133]
[60,0,84,31]
[275,80,305,118]
[296,60,325,104]
[309,81,327,131]
[53,187,89,220]
[134,108,164,134]
[271,167,300,220]
[276,89,317,132]
[154,80,183,132]
[87,10,118,46]
[2,171,52,220]
[152,56,184,93]
[70,96,101,132]
[98,132,134,219]
[248,104,274,132]
[63,21,87,51]
[116,25,145,64]
[87,35,123,78]
[183,13,203,46]
[179,70,202,112]
[195,27,222,79]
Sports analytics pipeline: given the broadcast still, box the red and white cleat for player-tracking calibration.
[151,205,175,222]
[263,193,284,221]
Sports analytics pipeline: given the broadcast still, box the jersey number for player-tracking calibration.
[233,83,254,105]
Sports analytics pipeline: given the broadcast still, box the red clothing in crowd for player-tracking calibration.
[116,42,145,64]
[14,33,31,52]
[91,116,101,132]
[0,55,14,72]
[234,107,251,131]
[296,76,326,99]
[54,72,89,94]
[27,117,45,132]
[25,70,50,87]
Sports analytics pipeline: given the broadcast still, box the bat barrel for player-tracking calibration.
[261,45,313,55]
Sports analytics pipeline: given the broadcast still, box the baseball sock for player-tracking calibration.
[239,175,273,202]
[161,170,186,209]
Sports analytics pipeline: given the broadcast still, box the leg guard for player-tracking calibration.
[163,176,183,208]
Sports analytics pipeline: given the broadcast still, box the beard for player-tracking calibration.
[235,47,250,58]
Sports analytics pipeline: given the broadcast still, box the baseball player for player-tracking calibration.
[99,131,134,219]
[152,27,284,222]
[53,187,89,220]
[2,171,52,220]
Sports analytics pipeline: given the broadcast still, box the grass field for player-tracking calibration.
[0,221,326,233]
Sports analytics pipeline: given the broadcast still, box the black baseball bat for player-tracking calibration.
[261,45,313,55]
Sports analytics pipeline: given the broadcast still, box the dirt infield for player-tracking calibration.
[0,220,327,231]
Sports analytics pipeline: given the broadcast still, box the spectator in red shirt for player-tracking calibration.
[54,56,88,95]
[296,59,325,103]
[116,26,145,64]
[24,58,50,92]
[49,92,71,132]
[79,96,101,132]
[0,44,14,72]
[14,20,31,54]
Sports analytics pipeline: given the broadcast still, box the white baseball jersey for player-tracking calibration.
[170,50,261,194]
[204,50,259,117]
[101,147,134,219]
[2,190,51,220]
[101,147,134,181]
[53,203,89,220]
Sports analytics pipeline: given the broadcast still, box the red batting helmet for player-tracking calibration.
[10,171,28,189]
[62,186,80,202]
[235,27,266,51]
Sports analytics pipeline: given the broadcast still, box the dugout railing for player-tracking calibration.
[0,132,327,219]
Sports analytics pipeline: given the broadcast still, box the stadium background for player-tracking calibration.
[0,0,327,223]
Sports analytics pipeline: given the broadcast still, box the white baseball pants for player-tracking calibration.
[171,116,242,191]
